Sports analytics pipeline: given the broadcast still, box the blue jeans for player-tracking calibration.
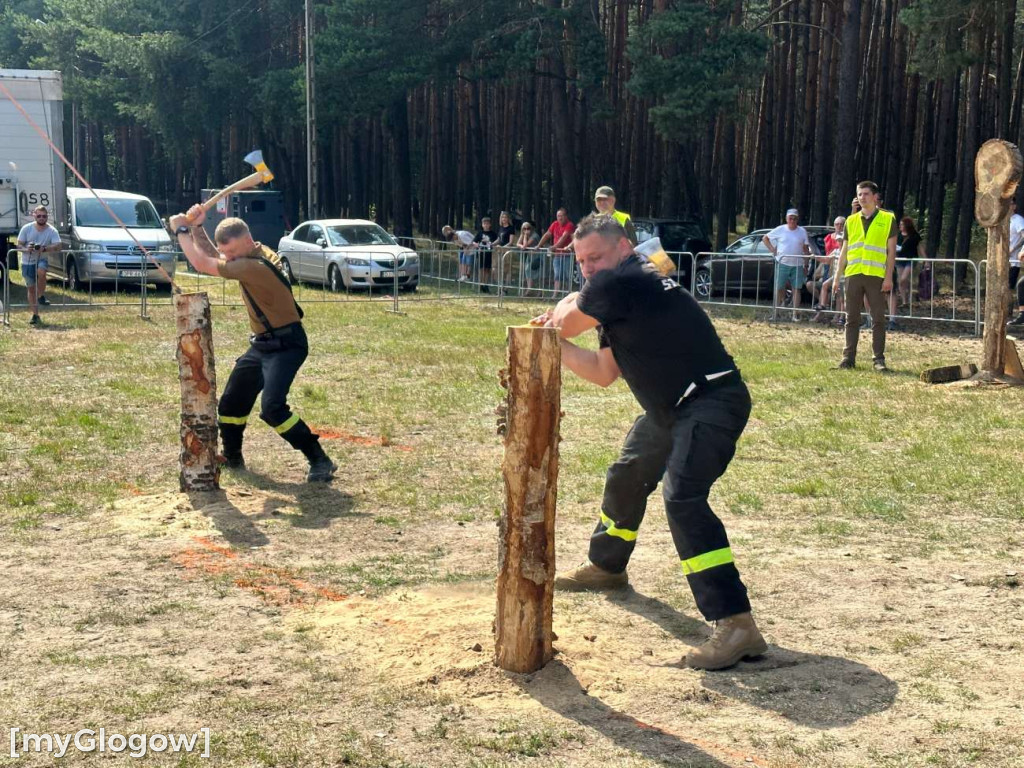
[552,254,574,282]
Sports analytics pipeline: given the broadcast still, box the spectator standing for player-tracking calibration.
[494,211,517,290]
[1008,200,1024,326]
[593,186,637,245]
[812,216,845,323]
[474,216,498,293]
[763,208,811,322]
[888,217,926,329]
[516,221,542,295]
[831,181,898,372]
[441,225,477,283]
[496,212,516,247]
[537,208,576,294]
[16,205,62,325]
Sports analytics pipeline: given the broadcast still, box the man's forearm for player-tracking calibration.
[191,226,219,260]
[560,339,617,387]
[178,231,220,276]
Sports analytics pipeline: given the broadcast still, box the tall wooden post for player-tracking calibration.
[975,139,1023,378]
[495,326,560,673]
[175,292,220,492]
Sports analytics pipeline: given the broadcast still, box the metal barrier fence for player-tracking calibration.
[687,251,983,335]
[0,243,992,336]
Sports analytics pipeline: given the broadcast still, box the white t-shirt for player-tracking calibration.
[454,230,475,249]
[765,225,811,267]
[17,222,62,266]
[1009,213,1024,267]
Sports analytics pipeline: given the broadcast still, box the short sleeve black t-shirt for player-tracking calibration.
[899,232,921,259]
[496,225,516,246]
[474,229,498,251]
[577,254,737,419]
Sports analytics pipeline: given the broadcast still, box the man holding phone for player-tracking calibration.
[16,205,62,325]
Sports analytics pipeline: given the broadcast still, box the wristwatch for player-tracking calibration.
[175,225,191,235]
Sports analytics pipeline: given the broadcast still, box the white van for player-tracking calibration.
[54,188,177,291]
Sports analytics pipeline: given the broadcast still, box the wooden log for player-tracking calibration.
[1005,338,1024,382]
[920,363,978,384]
[495,326,560,674]
[975,139,1023,376]
[175,292,220,492]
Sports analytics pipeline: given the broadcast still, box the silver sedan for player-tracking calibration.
[277,219,419,292]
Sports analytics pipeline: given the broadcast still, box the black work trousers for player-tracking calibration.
[218,325,319,455]
[589,379,752,621]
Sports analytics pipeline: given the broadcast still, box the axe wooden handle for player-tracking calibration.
[190,171,266,221]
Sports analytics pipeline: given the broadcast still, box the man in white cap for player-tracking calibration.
[763,209,812,321]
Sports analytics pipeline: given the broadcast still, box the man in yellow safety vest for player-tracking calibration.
[594,186,637,245]
[830,180,898,372]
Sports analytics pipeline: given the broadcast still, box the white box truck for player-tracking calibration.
[0,69,66,248]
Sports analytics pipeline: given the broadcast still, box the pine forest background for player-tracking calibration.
[0,0,1017,257]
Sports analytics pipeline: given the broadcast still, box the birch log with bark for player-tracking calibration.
[175,292,220,492]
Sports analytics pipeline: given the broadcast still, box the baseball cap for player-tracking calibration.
[786,208,799,217]
[594,186,615,199]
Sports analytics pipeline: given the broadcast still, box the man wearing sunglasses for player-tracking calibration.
[16,206,63,325]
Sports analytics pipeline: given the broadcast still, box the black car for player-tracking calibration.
[694,226,832,300]
[632,217,713,291]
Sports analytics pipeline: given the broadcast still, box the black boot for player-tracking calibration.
[219,423,246,469]
[303,440,337,483]
[275,417,337,482]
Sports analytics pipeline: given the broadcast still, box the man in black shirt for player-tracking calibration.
[535,214,767,671]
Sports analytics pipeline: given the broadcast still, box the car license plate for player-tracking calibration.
[119,270,144,278]
[380,270,407,279]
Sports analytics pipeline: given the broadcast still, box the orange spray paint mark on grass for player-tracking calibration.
[311,427,413,452]
[172,536,347,606]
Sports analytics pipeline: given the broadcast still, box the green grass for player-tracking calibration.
[2,293,1024,768]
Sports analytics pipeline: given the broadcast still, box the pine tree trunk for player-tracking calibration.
[388,96,413,237]
[831,0,863,215]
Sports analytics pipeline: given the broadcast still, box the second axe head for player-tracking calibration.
[244,150,274,183]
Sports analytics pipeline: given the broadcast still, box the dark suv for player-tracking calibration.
[632,217,713,291]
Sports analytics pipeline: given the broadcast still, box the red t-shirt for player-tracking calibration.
[547,220,576,252]
[824,233,841,256]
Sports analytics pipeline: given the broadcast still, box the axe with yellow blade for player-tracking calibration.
[190,150,275,222]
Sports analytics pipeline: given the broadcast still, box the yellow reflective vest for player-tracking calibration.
[845,209,895,279]
[611,209,631,228]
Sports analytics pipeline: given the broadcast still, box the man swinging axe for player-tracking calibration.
[169,204,337,483]
[534,213,767,670]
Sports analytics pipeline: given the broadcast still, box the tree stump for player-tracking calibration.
[974,139,1023,380]
[175,292,220,492]
[495,326,561,673]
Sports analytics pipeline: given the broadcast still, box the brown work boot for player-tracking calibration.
[554,561,628,592]
[685,612,768,670]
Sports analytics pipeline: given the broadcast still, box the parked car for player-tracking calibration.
[277,219,419,292]
[54,188,177,292]
[694,226,831,300]
[632,217,713,291]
